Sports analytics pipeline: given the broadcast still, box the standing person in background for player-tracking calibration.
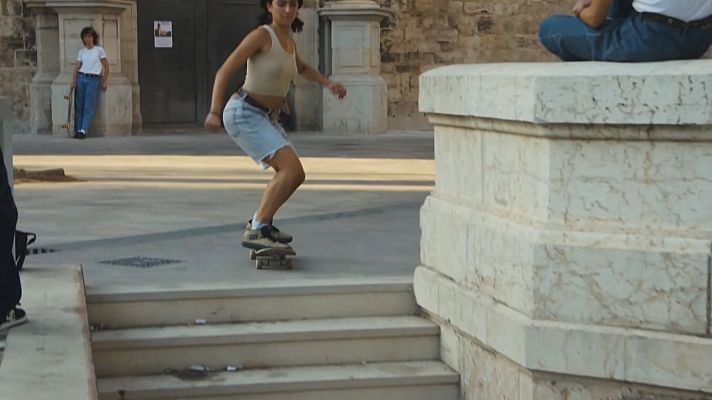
[204,0,346,252]
[539,0,712,61]
[71,26,109,139]
[0,147,25,332]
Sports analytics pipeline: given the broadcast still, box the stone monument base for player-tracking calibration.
[322,75,387,134]
[51,73,132,137]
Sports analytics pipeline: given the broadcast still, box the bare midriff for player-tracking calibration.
[242,90,284,111]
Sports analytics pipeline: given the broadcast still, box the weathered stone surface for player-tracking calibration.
[420,61,712,125]
[377,0,570,129]
[415,265,712,393]
[534,372,712,400]
[0,0,36,132]
[417,62,712,397]
[438,324,528,400]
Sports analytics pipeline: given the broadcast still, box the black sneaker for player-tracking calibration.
[73,132,86,140]
[0,307,27,331]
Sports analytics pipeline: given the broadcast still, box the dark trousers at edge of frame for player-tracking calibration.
[0,147,20,317]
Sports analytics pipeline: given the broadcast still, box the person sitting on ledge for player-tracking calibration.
[539,0,712,61]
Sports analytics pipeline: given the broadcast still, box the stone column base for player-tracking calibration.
[322,75,387,134]
[51,73,133,137]
[30,72,57,135]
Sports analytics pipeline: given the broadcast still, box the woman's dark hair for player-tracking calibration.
[80,26,99,45]
[258,0,304,33]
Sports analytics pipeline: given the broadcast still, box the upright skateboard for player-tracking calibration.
[250,247,296,270]
[61,87,74,136]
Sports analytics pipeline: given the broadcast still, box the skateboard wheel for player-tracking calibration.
[250,251,257,260]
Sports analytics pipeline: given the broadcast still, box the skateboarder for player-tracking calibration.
[204,0,346,251]
[539,0,712,61]
[70,26,110,139]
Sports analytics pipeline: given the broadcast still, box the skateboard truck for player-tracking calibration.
[250,247,296,270]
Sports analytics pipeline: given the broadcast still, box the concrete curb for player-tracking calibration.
[0,264,97,400]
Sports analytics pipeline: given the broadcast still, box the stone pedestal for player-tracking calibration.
[318,0,391,134]
[292,8,320,131]
[0,97,13,186]
[29,11,60,135]
[417,61,712,399]
[45,0,134,137]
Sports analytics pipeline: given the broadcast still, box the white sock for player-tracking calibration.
[252,213,267,230]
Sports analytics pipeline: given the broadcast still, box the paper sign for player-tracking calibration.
[154,21,173,48]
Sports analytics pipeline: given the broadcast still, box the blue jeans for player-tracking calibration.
[539,0,712,61]
[74,73,101,134]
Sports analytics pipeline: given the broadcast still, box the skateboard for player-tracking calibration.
[61,87,74,136]
[250,247,296,270]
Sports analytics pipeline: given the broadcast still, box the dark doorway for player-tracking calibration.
[207,0,265,112]
[137,0,262,126]
[137,0,200,124]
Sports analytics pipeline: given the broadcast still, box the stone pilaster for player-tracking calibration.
[318,0,391,134]
[29,9,59,135]
[418,61,712,398]
[46,0,134,137]
[293,7,320,131]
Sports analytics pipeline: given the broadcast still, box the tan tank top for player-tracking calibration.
[242,25,298,97]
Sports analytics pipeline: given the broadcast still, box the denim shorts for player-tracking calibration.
[223,94,292,169]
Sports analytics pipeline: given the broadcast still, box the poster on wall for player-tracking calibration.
[153,21,173,48]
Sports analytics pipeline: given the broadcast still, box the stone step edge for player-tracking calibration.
[87,276,413,303]
[92,316,439,350]
[98,361,459,400]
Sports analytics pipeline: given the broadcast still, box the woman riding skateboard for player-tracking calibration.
[204,0,346,251]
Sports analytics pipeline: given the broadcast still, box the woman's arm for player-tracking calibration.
[100,58,110,91]
[295,51,346,99]
[207,29,266,119]
[578,0,613,28]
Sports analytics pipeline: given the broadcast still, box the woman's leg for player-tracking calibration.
[74,76,86,133]
[539,15,600,61]
[254,146,305,223]
[539,13,632,61]
[79,78,101,135]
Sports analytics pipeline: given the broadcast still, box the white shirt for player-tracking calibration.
[634,0,712,22]
[77,46,107,75]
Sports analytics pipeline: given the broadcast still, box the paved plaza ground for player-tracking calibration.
[11,129,434,292]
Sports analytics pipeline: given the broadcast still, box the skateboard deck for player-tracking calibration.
[250,247,296,270]
[61,87,74,136]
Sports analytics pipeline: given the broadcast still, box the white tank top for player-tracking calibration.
[634,0,712,22]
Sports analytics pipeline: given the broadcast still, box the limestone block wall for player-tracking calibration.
[0,0,36,133]
[418,61,712,399]
[376,0,570,130]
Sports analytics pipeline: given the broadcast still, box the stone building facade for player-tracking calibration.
[0,0,36,133]
[3,0,572,133]
[376,0,570,129]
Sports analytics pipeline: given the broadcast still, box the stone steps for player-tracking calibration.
[87,278,416,329]
[92,316,441,377]
[89,278,458,400]
[97,361,459,400]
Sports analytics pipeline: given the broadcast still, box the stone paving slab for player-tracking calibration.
[0,265,97,400]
